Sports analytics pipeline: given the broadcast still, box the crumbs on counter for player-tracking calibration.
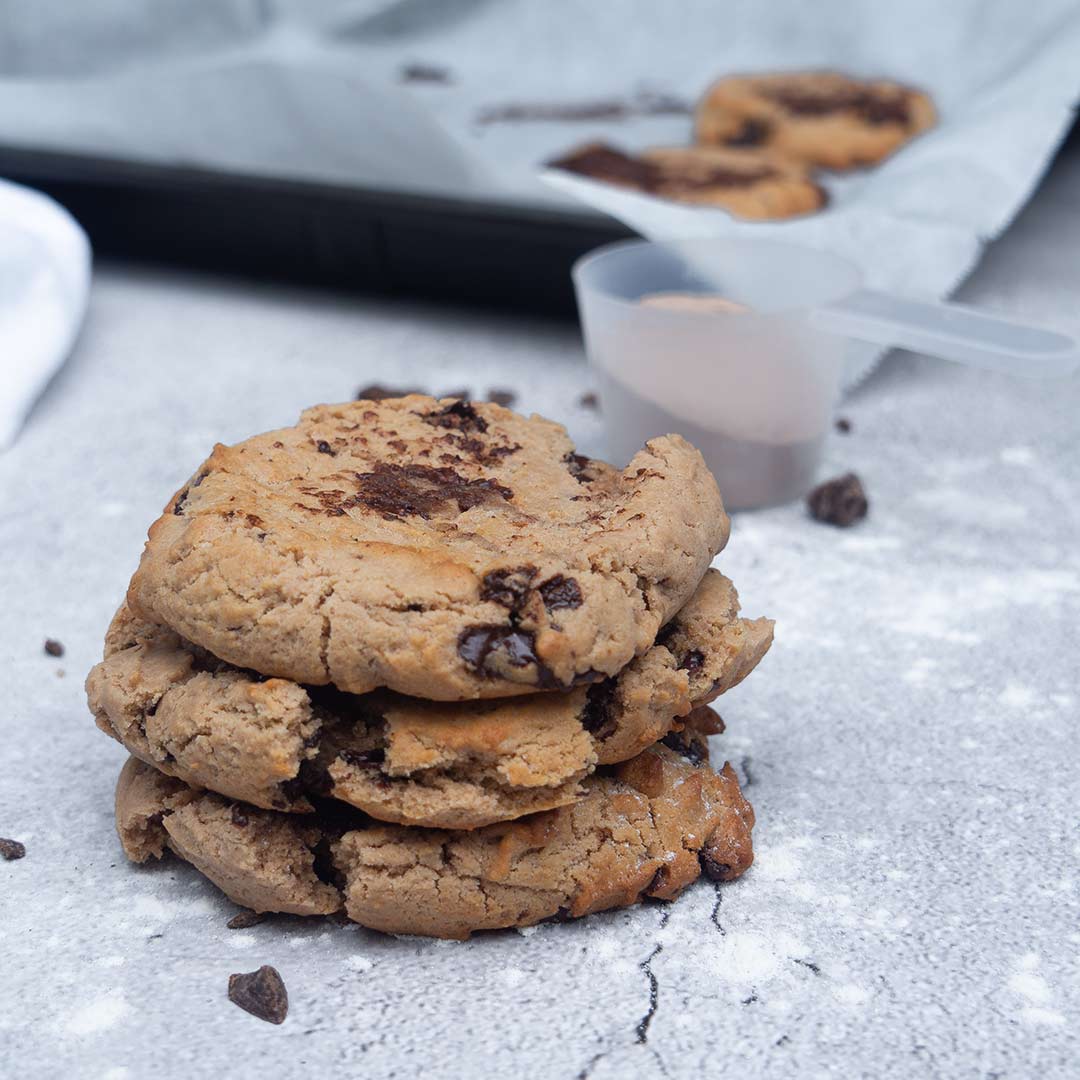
[835,417,852,434]
[44,639,65,657]
[578,392,600,411]
[228,966,288,1025]
[400,63,452,85]
[807,472,868,527]
[0,838,26,861]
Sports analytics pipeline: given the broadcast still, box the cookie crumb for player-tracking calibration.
[486,389,517,408]
[227,910,266,930]
[400,63,452,85]
[578,392,600,411]
[44,639,64,657]
[228,965,288,1025]
[835,417,852,434]
[807,473,868,527]
[0,838,26,860]
[55,669,66,679]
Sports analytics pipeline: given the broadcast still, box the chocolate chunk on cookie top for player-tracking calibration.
[127,397,728,700]
[695,71,936,170]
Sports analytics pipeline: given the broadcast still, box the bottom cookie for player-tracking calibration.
[116,710,755,939]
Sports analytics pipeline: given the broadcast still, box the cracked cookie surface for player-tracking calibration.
[114,711,755,939]
[126,397,728,700]
[695,71,936,171]
[89,571,773,829]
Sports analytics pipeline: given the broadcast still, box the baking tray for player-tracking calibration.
[0,146,633,317]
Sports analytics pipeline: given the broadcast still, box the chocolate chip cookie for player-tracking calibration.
[549,141,827,219]
[695,71,936,170]
[89,571,773,829]
[126,397,728,700]
[115,709,755,939]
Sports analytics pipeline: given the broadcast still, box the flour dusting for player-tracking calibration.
[66,992,130,1036]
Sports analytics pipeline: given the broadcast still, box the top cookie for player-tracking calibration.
[695,71,935,170]
[127,397,728,700]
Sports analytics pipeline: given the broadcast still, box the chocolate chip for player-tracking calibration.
[355,383,424,401]
[564,452,595,483]
[458,626,540,674]
[647,866,670,894]
[0,838,26,860]
[835,417,852,434]
[578,392,600,411]
[231,806,249,827]
[538,575,582,611]
[227,910,265,930]
[43,639,64,658]
[348,463,512,520]
[480,566,538,610]
[486,388,517,408]
[316,440,336,456]
[581,679,617,740]
[679,650,705,674]
[339,747,386,768]
[173,487,190,515]
[725,117,772,147]
[228,966,288,1025]
[421,399,488,434]
[661,730,707,766]
[699,851,735,882]
[400,63,451,85]
[807,472,868,527]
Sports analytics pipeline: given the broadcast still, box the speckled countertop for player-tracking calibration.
[2,147,1079,1080]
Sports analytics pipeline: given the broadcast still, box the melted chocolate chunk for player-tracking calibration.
[480,566,538,610]
[661,729,707,766]
[564,452,595,484]
[43,639,64,657]
[807,472,868,527]
[581,679,618,740]
[173,487,190,516]
[539,575,583,611]
[458,626,541,675]
[725,117,772,147]
[339,747,386,768]
[350,463,512,520]
[315,440,336,456]
[422,399,488,433]
[679,650,705,674]
[699,850,736,882]
[228,966,288,1025]
[647,865,670,894]
[230,805,249,827]
[0,838,26,860]
[766,85,911,126]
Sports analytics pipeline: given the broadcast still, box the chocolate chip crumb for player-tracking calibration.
[227,910,265,930]
[422,399,488,434]
[578,392,600,411]
[355,383,425,401]
[486,388,517,408]
[316,440,336,456]
[661,730,707,765]
[231,806,250,827]
[43,639,64,657]
[228,965,288,1025]
[835,417,852,434]
[807,472,868,527]
[0,838,26,860]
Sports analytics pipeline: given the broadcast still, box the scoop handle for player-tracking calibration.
[813,289,1079,377]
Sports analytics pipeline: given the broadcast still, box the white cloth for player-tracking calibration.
[0,180,90,449]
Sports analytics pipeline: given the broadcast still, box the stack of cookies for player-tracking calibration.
[550,69,936,220]
[86,396,772,939]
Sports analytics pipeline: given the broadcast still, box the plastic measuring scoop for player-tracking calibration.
[572,237,1078,511]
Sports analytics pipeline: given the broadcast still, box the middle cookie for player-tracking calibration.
[87,569,772,830]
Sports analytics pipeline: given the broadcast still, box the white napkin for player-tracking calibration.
[0,179,90,449]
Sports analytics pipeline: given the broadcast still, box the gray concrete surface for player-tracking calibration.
[2,148,1079,1080]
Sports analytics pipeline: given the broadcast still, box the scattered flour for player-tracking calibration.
[999,446,1037,467]
[902,657,938,686]
[998,683,1038,709]
[1008,953,1065,1026]
[66,992,130,1036]
[345,955,374,974]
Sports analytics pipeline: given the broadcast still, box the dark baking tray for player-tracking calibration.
[0,146,633,316]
